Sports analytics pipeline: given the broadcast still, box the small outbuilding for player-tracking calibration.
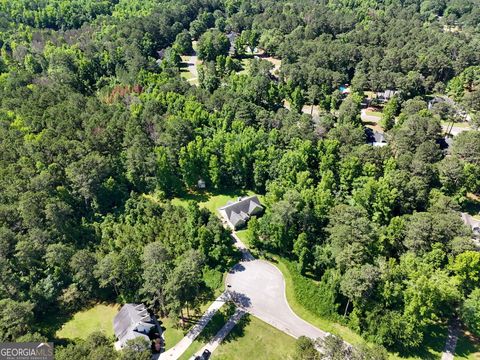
[113,303,157,350]
[197,179,206,189]
[218,195,263,230]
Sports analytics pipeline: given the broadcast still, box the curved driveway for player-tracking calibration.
[226,259,328,341]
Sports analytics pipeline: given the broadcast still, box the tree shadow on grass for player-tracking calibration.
[37,310,73,342]
[221,313,251,344]
[195,303,238,342]
[453,328,480,358]
[172,188,253,206]
[394,323,449,360]
[462,196,480,216]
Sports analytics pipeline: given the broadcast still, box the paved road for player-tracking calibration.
[191,308,246,359]
[161,292,228,359]
[226,258,328,341]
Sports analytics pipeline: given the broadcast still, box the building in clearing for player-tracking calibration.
[366,128,387,147]
[113,303,157,350]
[218,195,263,230]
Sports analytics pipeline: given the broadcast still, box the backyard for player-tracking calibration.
[55,303,119,341]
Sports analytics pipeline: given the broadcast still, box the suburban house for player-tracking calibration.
[366,128,387,147]
[375,89,398,102]
[219,195,263,229]
[226,32,237,55]
[113,303,158,350]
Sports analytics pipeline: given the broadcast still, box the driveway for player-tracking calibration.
[160,292,228,359]
[191,308,246,359]
[442,124,471,136]
[226,259,328,341]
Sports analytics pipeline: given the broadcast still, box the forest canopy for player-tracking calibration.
[0,0,479,357]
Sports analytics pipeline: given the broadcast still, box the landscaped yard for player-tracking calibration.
[212,315,296,360]
[171,189,264,215]
[56,304,119,340]
[161,316,186,351]
[178,304,237,360]
[441,120,472,129]
[235,229,249,245]
[366,109,383,117]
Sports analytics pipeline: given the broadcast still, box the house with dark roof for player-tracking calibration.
[113,303,158,350]
[218,195,263,229]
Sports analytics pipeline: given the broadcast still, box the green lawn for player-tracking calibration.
[178,304,236,360]
[441,120,471,128]
[161,316,186,350]
[234,229,249,244]
[171,189,263,215]
[366,109,383,118]
[455,332,480,360]
[212,315,297,360]
[180,69,194,80]
[56,304,119,340]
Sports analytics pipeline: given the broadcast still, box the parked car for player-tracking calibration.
[473,226,480,237]
[194,349,211,360]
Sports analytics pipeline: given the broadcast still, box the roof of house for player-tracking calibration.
[227,32,237,53]
[219,195,263,228]
[114,304,155,349]
[376,89,398,99]
[365,128,387,145]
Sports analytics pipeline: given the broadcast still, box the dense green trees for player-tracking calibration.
[197,29,230,61]
[0,0,479,356]
[461,289,480,337]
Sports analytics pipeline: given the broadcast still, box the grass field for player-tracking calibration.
[235,229,249,245]
[56,304,119,340]
[441,120,472,128]
[160,316,186,351]
[366,109,383,117]
[171,189,264,215]
[212,315,296,360]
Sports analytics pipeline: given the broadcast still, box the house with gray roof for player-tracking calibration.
[375,89,398,103]
[218,195,263,229]
[113,303,157,350]
[366,128,387,147]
